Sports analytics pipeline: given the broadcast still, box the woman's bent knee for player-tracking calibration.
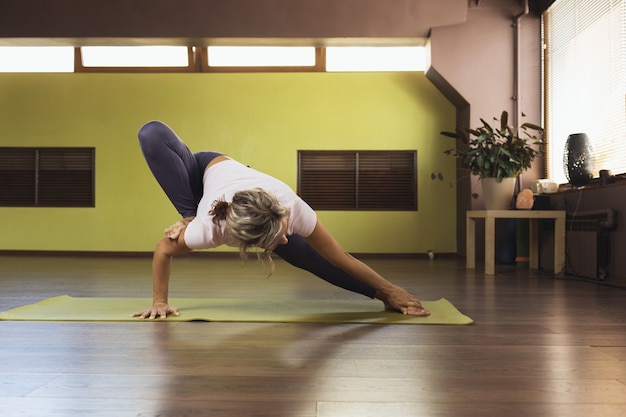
[138,121,175,155]
[138,120,169,144]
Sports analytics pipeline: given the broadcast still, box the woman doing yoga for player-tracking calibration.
[132,121,430,319]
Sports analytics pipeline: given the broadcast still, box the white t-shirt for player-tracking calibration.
[184,159,317,250]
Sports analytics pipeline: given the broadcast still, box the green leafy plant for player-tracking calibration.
[441,110,544,182]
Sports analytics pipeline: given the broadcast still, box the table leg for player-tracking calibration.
[466,215,475,269]
[529,219,539,269]
[485,216,495,275]
[554,216,565,275]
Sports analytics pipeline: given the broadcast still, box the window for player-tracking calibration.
[0,45,425,73]
[0,46,74,72]
[0,148,95,207]
[326,46,426,72]
[76,46,194,72]
[207,46,316,67]
[544,0,626,184]
[80,46,190,67]
[204,46,321,72]
[297,150,417,211]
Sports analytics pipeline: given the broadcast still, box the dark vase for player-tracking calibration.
[563,133,595,187]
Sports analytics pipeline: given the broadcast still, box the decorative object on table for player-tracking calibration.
[563,132,595,187]
[532,179,559,194]
[599,169,613,186]
[441,110,544,210]
[515,188,535,209]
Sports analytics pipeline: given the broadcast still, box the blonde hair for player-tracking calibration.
[210,188,288,274]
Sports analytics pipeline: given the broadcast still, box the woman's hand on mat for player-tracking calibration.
[164,217,194,240]
[131,303,180,319]
[376,286,430,316]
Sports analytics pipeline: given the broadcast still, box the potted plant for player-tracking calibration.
[441,110,544,209]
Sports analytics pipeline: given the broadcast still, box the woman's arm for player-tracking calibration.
[131,225,192,319]
[303,220,430,316]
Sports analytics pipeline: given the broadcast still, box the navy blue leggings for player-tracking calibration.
[138,121,222,218]
[137,121,376,299]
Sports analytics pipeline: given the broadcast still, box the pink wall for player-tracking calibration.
[430,1,543,203]
[427,1,543,254]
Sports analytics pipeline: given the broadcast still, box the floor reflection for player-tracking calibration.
[146,321,383,416]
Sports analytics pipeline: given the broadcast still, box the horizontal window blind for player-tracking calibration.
[544,0,626,184]
[0,148,36,205]
[298,150,417,211]
[0,147,95,207]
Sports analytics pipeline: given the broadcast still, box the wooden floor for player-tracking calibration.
[1,255,625,417]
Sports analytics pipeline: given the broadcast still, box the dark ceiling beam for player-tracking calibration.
[0,0,467,46]
[529,0,556,16]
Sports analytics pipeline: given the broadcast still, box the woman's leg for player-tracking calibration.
[273,234,377,298]
[137,120,220,218]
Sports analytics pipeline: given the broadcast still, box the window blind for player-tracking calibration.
[544,0,626,184]
[297,150,417,211]
[0,147,95,207]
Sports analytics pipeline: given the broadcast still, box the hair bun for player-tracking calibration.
[210,200,229,224]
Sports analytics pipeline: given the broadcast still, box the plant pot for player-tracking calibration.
[481,177,516,210]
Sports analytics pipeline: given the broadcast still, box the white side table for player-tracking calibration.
[466,210,566,275]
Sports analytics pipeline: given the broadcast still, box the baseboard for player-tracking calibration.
[0,250,459,260]
[0,250,236,259]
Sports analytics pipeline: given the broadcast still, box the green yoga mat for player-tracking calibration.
[0,295,473,325]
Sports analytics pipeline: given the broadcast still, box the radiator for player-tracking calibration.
[539,209,615,279]
[565,220,611,280]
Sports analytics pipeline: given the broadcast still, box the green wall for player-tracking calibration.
[0,72,456,254]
